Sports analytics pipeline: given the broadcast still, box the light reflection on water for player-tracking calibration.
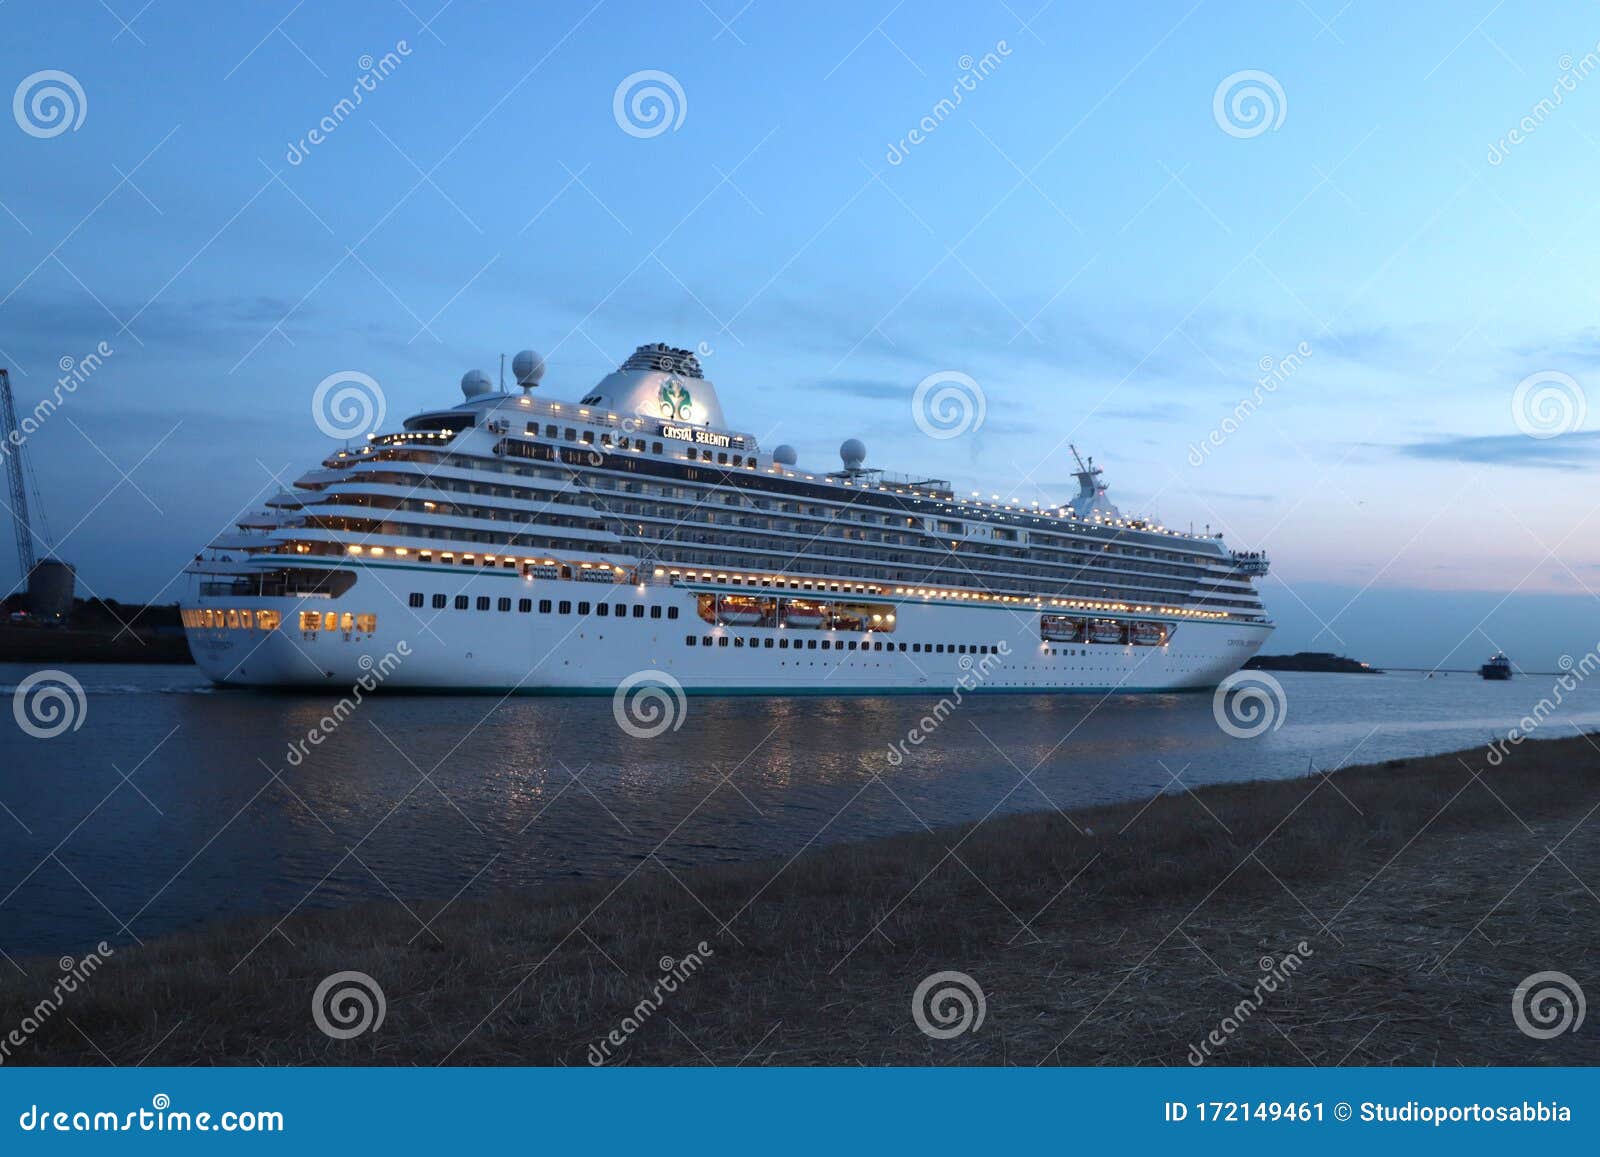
[2,663,1597,955]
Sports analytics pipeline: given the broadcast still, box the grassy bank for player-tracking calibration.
[4,732,1599,1066]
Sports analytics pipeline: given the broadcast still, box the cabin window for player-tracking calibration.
[597,603,609,616]
[558,601,572,614]
[633,605,644,618]
[667,607,678,619]
[650,606,662,619]
[518,598,532,613]
[686,636,697,645]
[432,594,447,609]
[578,601,591,615]
[476,597,490,611]
[355,614,376,633]
[539,599,552,613]
[299,611,320,632]
[408,593,424,608]
[498,597,511,612]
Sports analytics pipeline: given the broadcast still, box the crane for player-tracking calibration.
[0,367,40,582]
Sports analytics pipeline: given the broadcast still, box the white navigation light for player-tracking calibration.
[512,349,546,390]
[461,369,494,399]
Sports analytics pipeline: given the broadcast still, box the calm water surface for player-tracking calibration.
[3,662,1596,956]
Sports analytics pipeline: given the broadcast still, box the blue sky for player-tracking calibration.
[3,0,1600,668]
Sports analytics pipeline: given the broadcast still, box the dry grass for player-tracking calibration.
[4,731,1599,1066]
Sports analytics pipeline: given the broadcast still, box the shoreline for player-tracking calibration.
[3,731,1598,1066]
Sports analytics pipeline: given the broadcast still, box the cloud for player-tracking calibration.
[1395,430,1600,470]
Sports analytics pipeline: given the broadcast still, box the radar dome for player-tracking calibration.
[840,438,867,470]
[461,369,494,399]
[773,444,798,466]
[512,349,546,388]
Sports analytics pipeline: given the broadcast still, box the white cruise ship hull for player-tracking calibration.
[184,564,1271,694]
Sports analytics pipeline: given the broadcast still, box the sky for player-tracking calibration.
[2,0,1600,669]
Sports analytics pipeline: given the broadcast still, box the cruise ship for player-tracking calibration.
[181,344,1274,693]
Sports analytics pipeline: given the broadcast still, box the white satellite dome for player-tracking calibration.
[512,349,546,388]
[840,438,867,470]
[773,444,798,466]
[461,369,494,399]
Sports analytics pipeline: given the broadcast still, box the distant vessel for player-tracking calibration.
[182,342,1274,692]
[1479,653,1513,681]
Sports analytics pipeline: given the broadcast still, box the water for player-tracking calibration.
[3,662,1596,957]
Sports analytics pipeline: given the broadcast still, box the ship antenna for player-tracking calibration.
[499,353,505,391]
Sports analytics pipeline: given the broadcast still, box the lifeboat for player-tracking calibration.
[1131,622,1166,646]
[525,563,561,580]
[720,607,765,626]
[578,567,618,583]
[783,605,828,629]
[1089,620,1124,645]
[1040,614,1083,642]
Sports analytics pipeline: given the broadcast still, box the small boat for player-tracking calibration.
[719,607,765,626]
[524,563,561,580]
[1040,614,1083,642]
[1089,620,1124,645]
[1131,622,1166,646]
[1480,653,1512,680]
[783,605,828,629]
[578,567,619,583]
